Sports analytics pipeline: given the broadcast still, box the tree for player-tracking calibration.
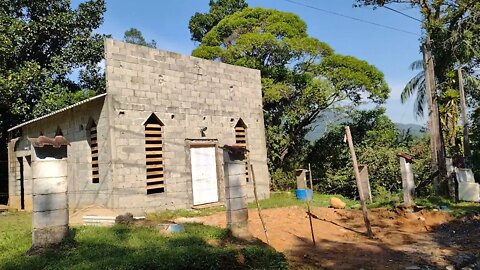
[192,8,390,187]
[0,0,107,203]
[401,60,471,155]
[123,28,156,48]
[307,108,432,199]
[188,0,248,43]
[401,60,427,118]
[357,0,480,195]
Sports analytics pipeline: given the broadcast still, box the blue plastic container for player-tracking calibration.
[159,223,185,233]
[295,189,313,201]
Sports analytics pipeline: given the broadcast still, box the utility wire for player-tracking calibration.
[382,6,423,23]
[282,0,420,36]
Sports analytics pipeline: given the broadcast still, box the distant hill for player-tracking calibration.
[395,123,425,137]
[305,110,346,142]
[305,113,425,142]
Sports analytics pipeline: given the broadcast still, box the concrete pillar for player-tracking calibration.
[295,169,307,190]
[399,156,415,206]
[223,148,250,239]
[359,165,372,203]
[31,146,69,249]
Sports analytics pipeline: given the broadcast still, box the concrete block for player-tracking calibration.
[225,186,246,200]
[32,160,67,178]
[33,209,69,229]
[32,225,69,248]
[229,208,248,222]
[227,197,247,211]
[33,177,67,195]
[33,193,68,212]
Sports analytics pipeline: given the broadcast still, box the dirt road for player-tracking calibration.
[199,206,480,269]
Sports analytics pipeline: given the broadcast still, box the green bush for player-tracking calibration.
[307,109,433,199]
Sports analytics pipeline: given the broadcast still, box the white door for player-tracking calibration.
[190,147,219,205]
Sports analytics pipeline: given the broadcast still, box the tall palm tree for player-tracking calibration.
[401,60,479,150]
[401,60,427,119]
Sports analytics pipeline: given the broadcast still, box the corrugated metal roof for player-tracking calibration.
[8,93,107,132]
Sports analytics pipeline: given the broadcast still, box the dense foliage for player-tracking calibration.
[307,109,432,199]
[192,7,390,187]
[188,0,248,43]
[0,0,107,126]
[356,0,480,166]
[0,0,107,202]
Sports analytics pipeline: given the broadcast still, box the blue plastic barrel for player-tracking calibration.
[295,189,313,201]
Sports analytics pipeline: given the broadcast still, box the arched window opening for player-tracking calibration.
[87,119,99,183]
[234,119,249,182]
[144,114,165,194]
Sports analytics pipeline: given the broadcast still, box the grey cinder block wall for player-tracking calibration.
[6,39,270,215]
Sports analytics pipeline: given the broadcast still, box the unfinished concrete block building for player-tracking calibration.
[7,39,270,215]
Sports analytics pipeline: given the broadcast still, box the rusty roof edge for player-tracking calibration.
[8,93,107,132]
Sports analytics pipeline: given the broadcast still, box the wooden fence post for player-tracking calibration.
[345,126,373,238]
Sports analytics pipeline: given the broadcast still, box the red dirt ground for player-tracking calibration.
[199,206,480,269]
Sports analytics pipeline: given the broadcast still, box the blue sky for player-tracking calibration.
[76,0,427,125]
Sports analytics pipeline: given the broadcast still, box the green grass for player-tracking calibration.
[363,192,480,217]
[147,206,226,222]
[249,191,358,209]
[148,192,358,222]
[0,212,287,270]
[415,196,480,217]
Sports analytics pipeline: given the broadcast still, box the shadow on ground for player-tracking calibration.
[287,207,480,270]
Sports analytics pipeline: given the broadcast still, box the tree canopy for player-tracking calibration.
[123,28,157,48]
[308,108,432,198]
[358,0,480,162]
[0,0,107,135]
[192,7,390,184]
[188,0,248,43]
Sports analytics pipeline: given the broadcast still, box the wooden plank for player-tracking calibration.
[145,136,162,141]
[90,126,97,132]
[146,163,163,169]
[92,167,99,172]
[345,126,373,238]
[235,131,246,136]
[91,146,98,151]
[92,174,99,178]
[146,157,163,162]
[146,150,163,155]
[147,177,164,184]
[145,144,163,148]
[235,127,245,131]
[92,160,98,165]
[145,130,162,135]
[92,153,98,158]
[146,123,162,128]
[147,183,165,190]
[147,171,164,176]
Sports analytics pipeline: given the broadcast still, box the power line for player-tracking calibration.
[382,6,423,23]
[282,0,420,36]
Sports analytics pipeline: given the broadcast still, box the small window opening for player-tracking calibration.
[87,120,99,183]
[144,114,165,194]
[234,119,250,182]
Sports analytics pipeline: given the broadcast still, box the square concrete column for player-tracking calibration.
[223,146,250,239]
[398,154,415,206]
[30,140,69,250]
